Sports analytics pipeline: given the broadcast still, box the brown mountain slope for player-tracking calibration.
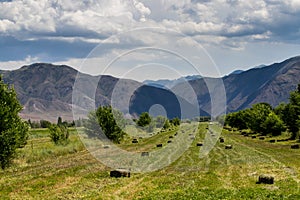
[181,56,300,114]
[223,56,300,112]
[2,63,141,121]
[1,56,299,121]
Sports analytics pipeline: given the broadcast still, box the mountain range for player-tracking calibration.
[1,56,299,122]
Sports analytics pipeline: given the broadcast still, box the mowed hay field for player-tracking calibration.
[1,124,300,199]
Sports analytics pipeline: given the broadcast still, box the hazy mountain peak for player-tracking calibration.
[143,74,202,89]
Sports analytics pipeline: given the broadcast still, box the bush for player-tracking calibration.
[137,112,151,127]
[40,120,52,128]
[49,124,69,145]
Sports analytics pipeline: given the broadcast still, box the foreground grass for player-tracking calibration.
[0,124,299,199]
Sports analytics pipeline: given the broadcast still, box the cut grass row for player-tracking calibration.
[0,123,299,199]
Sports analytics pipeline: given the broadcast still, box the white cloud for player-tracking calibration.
[0,55,39,70]
[1,0,299,46]
[1,0,300,77]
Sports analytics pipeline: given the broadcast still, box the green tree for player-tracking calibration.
[262,112,286,136]
[170,117,180,126]
[279,84,300,139]
[163,119,171,130]
[225,109,249,130]
[40,120,51,128]
[274,102,286,119]
[84,106,125,143]
[155,115,167,128]
[137,112,151,127]
[49,124,69,145]
[147,120,156,132]
[57,116,63,126]
[0,76,29,169]
[247,103,273,134]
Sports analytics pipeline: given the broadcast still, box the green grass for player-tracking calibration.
[0,124,299,199]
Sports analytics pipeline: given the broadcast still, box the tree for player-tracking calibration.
[262,112,286,136]
[137,112,151,127]
[163,119,171,130]
[57,116,63,126]
[49,124,69,145]
[225,109,249,130]
[282,84,300,139]
[40,120,51,128]
[0,76,29,169]
[247,103,273,134]
[155,115,167,128]
[170,117,180,126]
[84,106,125,143]
[147,120,156,132]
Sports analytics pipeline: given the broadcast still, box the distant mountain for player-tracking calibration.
[143,75,202,89]
[228,64,266,75]
[229,70,244,75]
[181,56,300,114]
[129,84,209,119]
[1,63,141,121]
[1,56,299,121]
[254,64,267,69]
[1,63,205,121]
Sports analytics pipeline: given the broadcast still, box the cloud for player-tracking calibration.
[1,0,300,46]
[0,0,300,76]
[0,55,39,70]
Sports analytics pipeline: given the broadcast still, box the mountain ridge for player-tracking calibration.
[1,56,299,121]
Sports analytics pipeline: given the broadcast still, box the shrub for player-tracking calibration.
[49,124,69,145]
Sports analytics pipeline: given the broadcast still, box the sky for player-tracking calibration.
[0,0,300,81]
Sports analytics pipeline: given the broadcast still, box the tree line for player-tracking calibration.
[225,84,300,139]
[84,105,181,144]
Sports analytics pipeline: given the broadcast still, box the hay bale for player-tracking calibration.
[277,138,289,142]
[167,140,172,143]
[110,169,130,178]
[225,145,232,149]
[197,143,203,146]
[132,139,138,143]
[269,139,276,143]
[291,144,300,149]
[257,174,274,184]
[156,144,163,147]
[259,137,265,140]
[219,137,225,143]
[141,152,149,156]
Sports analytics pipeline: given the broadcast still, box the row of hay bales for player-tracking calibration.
[215,131,276,184]
[156,130,182,148]
[227,128,300,150]
[110,130,184,178]
[224,126,299,184]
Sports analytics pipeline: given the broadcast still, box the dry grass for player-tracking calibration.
[0,124,299,199]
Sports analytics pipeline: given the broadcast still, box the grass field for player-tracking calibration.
[1,123,300,199]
